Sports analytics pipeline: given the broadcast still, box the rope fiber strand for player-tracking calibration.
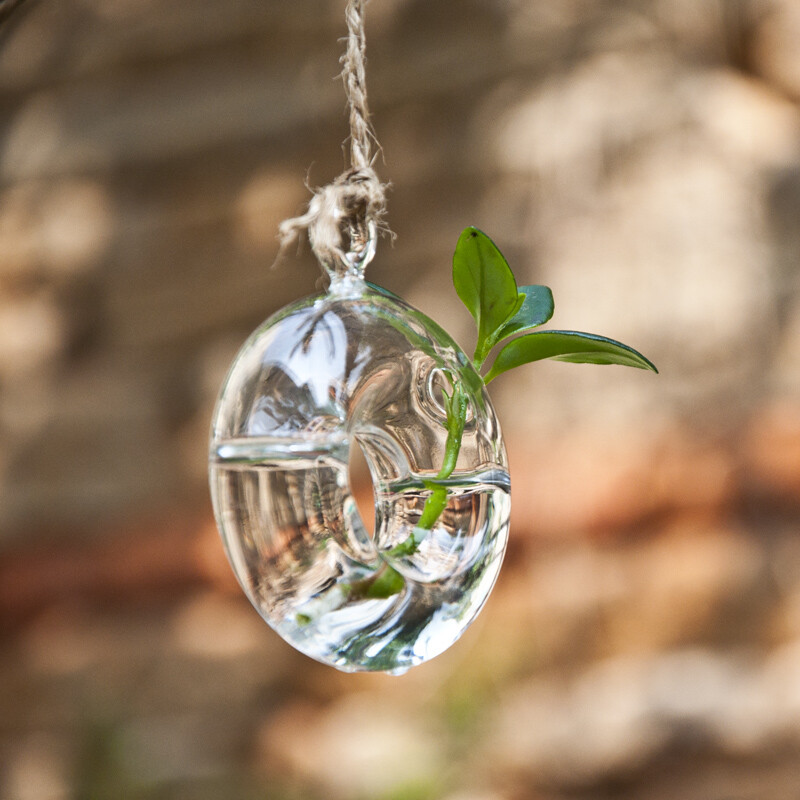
[278,0,389,279]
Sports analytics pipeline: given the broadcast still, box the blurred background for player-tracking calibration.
[1,0,800,798]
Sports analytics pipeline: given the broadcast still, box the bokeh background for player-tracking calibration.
[2,0,800,798]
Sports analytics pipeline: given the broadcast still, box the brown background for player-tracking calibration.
[2,1,800,798]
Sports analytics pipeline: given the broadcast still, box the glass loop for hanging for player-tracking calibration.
[325,219,377,297]
[343,218,377,275]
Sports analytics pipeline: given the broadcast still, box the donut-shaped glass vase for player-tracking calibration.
[209,282,510,673]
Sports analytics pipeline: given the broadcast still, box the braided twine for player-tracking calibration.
[278,0,389,277]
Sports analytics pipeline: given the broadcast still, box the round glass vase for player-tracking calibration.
[209,280,510,674]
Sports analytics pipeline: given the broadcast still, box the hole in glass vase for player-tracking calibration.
[348,436,375,538]
[427,367,449,415]
[414,363,449,420]
[416,363,475,425]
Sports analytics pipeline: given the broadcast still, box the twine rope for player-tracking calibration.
[278,0,389,276]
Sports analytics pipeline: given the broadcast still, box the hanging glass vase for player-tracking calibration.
[209,239,511,674]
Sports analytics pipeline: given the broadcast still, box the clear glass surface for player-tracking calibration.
[209,281,510,673]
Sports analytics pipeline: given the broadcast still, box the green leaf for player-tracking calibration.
[495,284,554,340]
[452,227,521,364]
[484,330,658,383]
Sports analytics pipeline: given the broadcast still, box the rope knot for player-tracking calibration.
[278,165,388,278]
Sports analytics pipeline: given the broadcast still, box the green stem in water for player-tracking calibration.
[344,376,470,602]
[385,378,468,558]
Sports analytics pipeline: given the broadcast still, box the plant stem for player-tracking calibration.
[386,379,468,558]
[344,378,470,601]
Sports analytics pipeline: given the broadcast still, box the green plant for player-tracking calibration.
[414,227,655,530]
[348,227,656,600]
[455,227,657,377]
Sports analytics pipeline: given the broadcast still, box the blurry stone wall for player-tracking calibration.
[3,1,800,799]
